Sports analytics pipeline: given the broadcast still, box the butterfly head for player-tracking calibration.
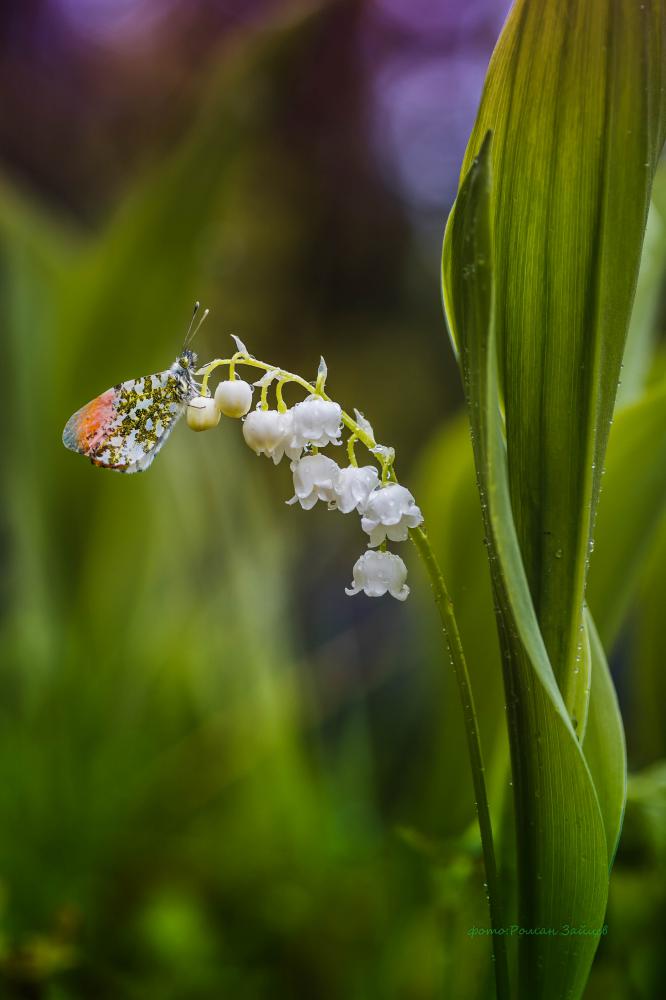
[176,348,198,371]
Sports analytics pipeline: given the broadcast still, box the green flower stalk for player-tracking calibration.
[192,338,510,996]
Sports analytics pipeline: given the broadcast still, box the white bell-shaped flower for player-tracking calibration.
[361,483,424,547]
[215,378,253,418]
[332,465,380,514]
[288,454,341,510]
[289,395,342,449]
[186,396,221,432]
[243,408,300,464]
[345,550,409,601]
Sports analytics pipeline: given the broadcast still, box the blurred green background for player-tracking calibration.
[0,2,664,997]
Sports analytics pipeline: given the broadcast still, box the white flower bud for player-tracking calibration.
[186,396,221,432]
[345,550,409,601]
[361,484,424,547]
[242,408,298,464]
[290,395,342,449]
[214,379,253,418]
[332,465,380,514]
[287,454,341,510]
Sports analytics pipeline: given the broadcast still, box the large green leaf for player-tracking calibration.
[453,0,665,712]
[441,4,664,994]
[444,135,612,1000]
[586,171,666,653]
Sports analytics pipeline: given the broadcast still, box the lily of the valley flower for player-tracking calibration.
[288,454,340,509]
[332,465,380,513]
[345,550,409,601]
[289,396,342,449]
[361,483,424,547]
[242,408,301,464]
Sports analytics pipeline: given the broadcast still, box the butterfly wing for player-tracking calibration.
[63,368,194,474]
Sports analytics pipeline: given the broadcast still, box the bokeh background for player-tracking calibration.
[1,1,665,997]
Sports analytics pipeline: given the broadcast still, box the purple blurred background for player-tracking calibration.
[0,0,510,226]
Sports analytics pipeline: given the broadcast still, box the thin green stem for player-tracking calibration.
[199,352,505,992]
[347,433,359,467]
[409,525,510,1000]
[276,379,288,413]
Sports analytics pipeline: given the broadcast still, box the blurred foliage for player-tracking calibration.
[0,2,664,999]
[0,6,485,999]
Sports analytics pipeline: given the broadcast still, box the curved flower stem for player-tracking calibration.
[198,356,379,457]
[199,353,506,992]
[409,525,510,1000]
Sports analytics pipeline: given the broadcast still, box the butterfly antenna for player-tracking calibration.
[182,300,201,349]
[188,307,210,347]
[183,301,210,351]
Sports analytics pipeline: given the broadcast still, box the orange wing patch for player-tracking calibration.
[62,389,117,456]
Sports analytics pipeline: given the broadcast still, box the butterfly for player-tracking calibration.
[62,303,208,474]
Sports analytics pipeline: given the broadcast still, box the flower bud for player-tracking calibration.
[214,378,253,418]
[186,396,221,432]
